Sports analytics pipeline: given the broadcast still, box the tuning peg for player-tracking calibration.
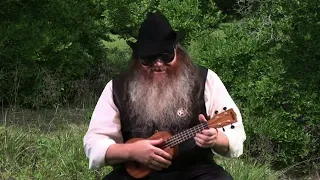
[215,110,218,114]
[231,124,235,129]
[223,107,227,111]
[222,127,225,132]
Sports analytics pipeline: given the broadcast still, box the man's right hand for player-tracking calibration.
[128,139,172,171]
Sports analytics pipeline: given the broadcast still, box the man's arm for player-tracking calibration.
[204,69,246,157]
[104,144,133,164]
[83,80,124,169]
[211,129,230,156]
[84,80,174,170]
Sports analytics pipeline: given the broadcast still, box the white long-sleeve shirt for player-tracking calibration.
[83,69,246,169]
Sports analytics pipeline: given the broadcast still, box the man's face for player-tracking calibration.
[127,46,198,137]
[138,48,177,79]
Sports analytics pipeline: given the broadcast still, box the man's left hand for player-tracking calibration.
[194,114,218,148]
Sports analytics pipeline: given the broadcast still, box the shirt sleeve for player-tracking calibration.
[204,69,246,158]
[83,80,123,169]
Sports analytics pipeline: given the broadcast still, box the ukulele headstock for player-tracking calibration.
[207,108,237,129]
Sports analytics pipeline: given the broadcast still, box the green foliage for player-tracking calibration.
[157,0,223,41]
[188,0,319,171]
[104,0,157,39]
[0,0,109,108]
[104,0,224,42]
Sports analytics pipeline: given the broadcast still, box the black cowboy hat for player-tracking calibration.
[129,10,185,57]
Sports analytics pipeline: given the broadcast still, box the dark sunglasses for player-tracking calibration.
[139,49,175,66]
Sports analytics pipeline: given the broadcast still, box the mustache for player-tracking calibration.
[149,65,168,72]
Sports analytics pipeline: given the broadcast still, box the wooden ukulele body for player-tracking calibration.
[124,108,237,179]
[124,131,178,179]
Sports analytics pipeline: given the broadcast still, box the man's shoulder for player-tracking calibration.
[195,63,208,75]
[194,64,217,77]
[108,71,131,89]
[111,71,130,82]
[108,71,130,97]
[101,71,129,94]
[195,63,207,70]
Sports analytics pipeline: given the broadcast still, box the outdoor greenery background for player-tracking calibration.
[0,0,319,179]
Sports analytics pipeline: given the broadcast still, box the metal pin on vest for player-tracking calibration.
[177,108,188,117]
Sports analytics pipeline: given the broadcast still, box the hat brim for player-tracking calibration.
[130,31,185,57]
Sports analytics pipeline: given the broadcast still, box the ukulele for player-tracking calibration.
[124,108,237,179]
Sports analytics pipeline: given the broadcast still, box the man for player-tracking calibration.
[83,10,246,180]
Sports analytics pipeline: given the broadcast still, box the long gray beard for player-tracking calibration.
[126,64,197,137]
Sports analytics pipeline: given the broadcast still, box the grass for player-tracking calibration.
[0,107,282,180]
[215,157,282,180]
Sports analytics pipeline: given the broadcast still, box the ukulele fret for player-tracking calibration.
[161,122,208,148]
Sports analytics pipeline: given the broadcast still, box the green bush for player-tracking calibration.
[0,0,109,108]
[188,17,316,171]
[104,0,224,42]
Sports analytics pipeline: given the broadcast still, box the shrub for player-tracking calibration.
[0,0,109,108]
[104,0,224,43]
[188,13,316,170]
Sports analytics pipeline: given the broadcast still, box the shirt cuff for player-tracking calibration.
[211,129,244,158]
[88,138,116,169]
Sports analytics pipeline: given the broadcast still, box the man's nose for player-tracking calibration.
[152,59,164,66]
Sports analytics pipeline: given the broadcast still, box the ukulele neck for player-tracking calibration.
[160,122,209,148]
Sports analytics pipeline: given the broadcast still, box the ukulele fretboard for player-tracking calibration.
[160,122,209,148]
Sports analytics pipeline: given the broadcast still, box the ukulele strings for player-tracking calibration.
[160,122,209,148]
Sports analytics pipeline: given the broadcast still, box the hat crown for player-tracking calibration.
[138,10,173,42]
[130,10,183,57]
